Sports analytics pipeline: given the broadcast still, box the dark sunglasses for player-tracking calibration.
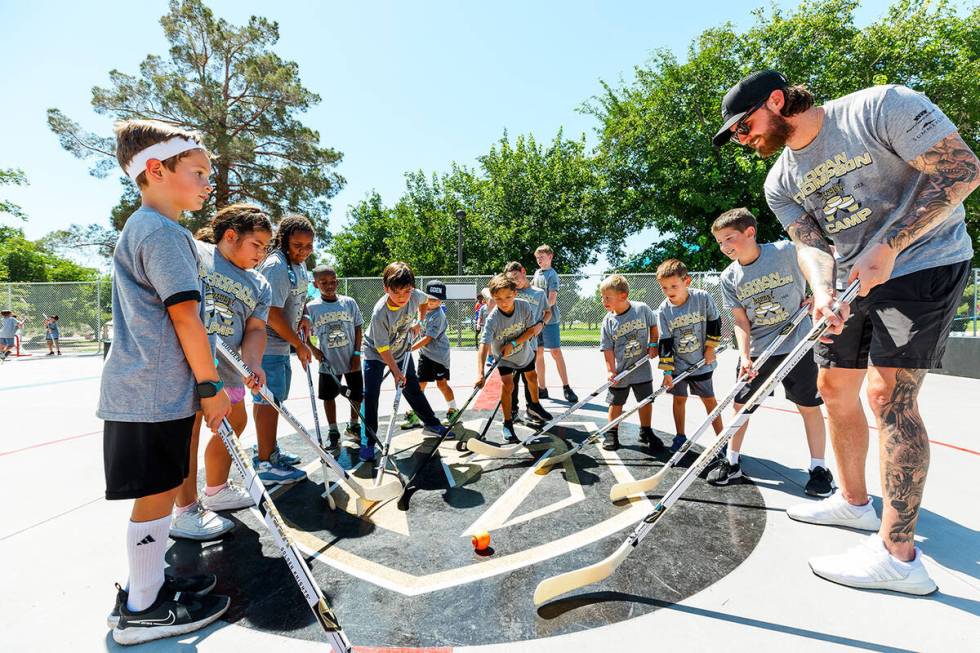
[733,99,767,139]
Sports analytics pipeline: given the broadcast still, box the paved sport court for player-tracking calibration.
[1,348,977,651]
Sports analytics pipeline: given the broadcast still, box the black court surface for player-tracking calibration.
[166,412,766,648]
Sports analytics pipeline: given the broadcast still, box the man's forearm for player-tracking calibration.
[787,212,837,294]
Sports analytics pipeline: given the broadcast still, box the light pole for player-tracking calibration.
[455,209,466,277]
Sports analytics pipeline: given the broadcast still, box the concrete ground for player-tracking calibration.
[1,347,977,652]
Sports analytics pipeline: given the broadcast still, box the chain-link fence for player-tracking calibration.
[5,268,979,354]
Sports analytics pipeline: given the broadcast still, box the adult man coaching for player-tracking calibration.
[714,70,978,594]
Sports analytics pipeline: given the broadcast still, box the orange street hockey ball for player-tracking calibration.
[471,530,491,551]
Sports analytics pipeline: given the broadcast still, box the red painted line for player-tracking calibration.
[757,405,979,457]
[355,648,452,653]
[0,430,101,457]
[474,369,502,410]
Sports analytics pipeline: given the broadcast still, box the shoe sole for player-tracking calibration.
[809,564,938,596]
[112,596,231,645]
[259,475,305,487]
[202,499,254,512]
[786,512,881,532]
[804,487,835,498]
[169,524,235,541]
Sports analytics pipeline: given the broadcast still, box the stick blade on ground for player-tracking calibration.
[608,467,667,502]
[533,540,633,606]
[465,437,525,458]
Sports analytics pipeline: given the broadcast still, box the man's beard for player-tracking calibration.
[752,111,793,158]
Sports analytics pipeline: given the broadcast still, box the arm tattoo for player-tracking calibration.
[883,132,980,252]
[879,369,929,544]
[786,212,836,294]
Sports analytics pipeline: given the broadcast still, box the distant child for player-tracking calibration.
[598,274,661,452]
[532,244,578,402]
[504,261,550,424]
[0,310,24,360]
[656,258,723,453]
[476,274,552,443]
[98,119,230,645]
[307,265,364,450]
[473,294,486,346]
[712,208,831,495]
[170,204,273,541]
[403,280,457,426]
[44,315,61,355]
[362,262,451,460]
[253,215,316,485]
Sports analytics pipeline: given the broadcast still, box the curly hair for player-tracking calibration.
[271,214,315,257]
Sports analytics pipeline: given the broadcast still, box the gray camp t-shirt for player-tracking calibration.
[765,85,973,286]
[516,284,548,351]
[364,288,428,363]
[420,307,451,368]
[0,317,16,338]
[45,321,60,339]
[257,250,310,356]
[657,288,720,375]
[531,268,560,325]
[480,300,535,369]
[197,243,272,388]
[720,241,811,358]
[97,206,204,422]
[600,301,658,385]
[307,295,363,376]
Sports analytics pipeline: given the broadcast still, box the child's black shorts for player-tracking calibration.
[103,416,195,500]
[319,370,364,402]
[498,359,536,376]
[668,370,715,398]
[607,380,654,406]
[418,354,450,382]
[735,352,822,413]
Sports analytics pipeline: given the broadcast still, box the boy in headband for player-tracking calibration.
[98,119,232,645]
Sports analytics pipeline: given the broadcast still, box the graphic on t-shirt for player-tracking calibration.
[677,329,700,355]
[203,290,236,337]
[750,293,790,327]
[498,321,528,355]
[623,338,642,361]
[326,321,350,349]
[790,151,877,236]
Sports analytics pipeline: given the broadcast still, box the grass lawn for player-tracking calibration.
[446,325,602,348]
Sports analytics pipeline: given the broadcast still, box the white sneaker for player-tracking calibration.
[201,482,253,512]
[170,503,235,540]
[809,534,937,595]
[787,492,881,531]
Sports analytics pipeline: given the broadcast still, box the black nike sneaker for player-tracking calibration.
[526,402,553,423]
[112,582,229,645]
[805,466,835,497]
[107,574,218,628]
[563,385,578,402]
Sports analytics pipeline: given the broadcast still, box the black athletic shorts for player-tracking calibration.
[816,261,971,370]
[103,416,195,500]
[319,370,363,402]
[668,370,715,398]
[735,352,822,413]
[418,354,451,382]
[607,380,654,406]
[498,359,536,376]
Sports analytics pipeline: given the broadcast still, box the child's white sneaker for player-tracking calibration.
[787,492,881,531]
[201,482,253,512]
[170,503,234,540]
[809,533,938,595]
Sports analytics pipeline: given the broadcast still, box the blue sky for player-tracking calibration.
[0,1,892,273]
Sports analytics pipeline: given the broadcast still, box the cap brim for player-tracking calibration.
[712,111,746,148]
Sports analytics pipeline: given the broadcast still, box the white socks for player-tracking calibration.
[727,449,739,465]
[810,458,826,470]
[126,515,171,612]
[448,400,457,410]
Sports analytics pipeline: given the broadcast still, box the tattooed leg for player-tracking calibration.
[866,367,929,561]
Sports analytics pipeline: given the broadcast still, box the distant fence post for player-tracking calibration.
[96,277,103,345]
[974,268,978,337]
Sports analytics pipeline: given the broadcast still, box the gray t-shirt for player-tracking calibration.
[532,268,560,325]
[257,250,310,356]
[45,321,60,339]
[480,300,535,369]
[197,243,272,389]
[601,301,658,385]
[516,284,548,351]
[657,288,720,375]
[765,85,973,285]
[720,241,811,358]
[97,206,203,422]
[0,317,16,338]
[364,288,428,363]
[307,294,363,376]
[420,306,451,368]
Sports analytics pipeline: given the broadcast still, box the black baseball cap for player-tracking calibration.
[713,70,788,148]
[425,280,447,301]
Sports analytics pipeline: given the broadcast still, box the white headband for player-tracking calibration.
[125,137,204,181]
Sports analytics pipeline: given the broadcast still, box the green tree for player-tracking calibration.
[331,192,396,277]
[0,226,99,282]
[0,168,28,222]
[593,0,980,270]
[47,0,343,242]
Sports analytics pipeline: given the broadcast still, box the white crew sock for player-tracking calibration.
[810,457,825,470]
[328,421,338,430]
[125,515,171,612]
[727,449,740,465]
[448,400,457,410]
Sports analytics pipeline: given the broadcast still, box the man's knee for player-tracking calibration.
[817,371,861,406]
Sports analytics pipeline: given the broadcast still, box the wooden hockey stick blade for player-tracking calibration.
[609,465,669,502]
[345,472,403,503]
[465,437,526,458]
[534,441,584,471]
[533,538,632,606]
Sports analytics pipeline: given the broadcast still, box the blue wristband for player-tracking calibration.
[510,339,518,349]
[647,342,658,348]
[353,350,361,356]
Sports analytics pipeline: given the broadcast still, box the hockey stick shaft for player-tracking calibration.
[217,419,352,651]
[376,349,412,486]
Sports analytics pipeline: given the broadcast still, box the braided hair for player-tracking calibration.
[271,214,315,258]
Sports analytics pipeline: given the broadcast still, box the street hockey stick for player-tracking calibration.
[466,354,653,458]
[532,281,859,606]
[532,352,719,472]
[216,338,401,503]
[455,397,502,452]
[396,356,503,510]
[608,305,811,501]
[375,349,412,488]
[302,361,335,508]
[216,419,353,652]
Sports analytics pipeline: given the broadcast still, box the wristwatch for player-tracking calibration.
[196,380,224,398]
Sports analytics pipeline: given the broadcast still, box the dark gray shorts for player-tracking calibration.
[668,371,715,398]
[607,380,654,406]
